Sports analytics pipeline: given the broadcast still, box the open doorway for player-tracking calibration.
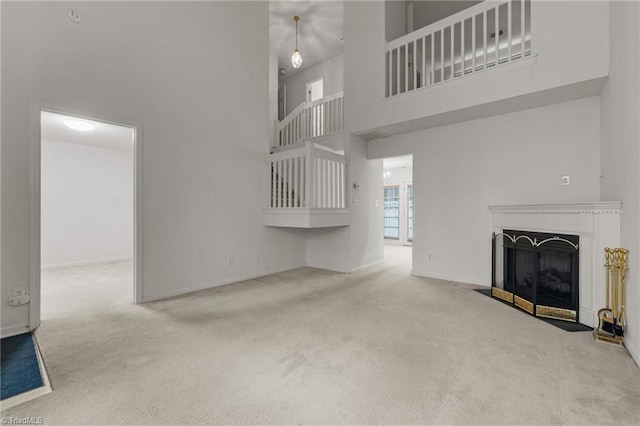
[36,109,138,323]
[382,155,413,268]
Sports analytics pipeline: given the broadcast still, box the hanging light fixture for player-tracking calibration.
[291,16,303,69]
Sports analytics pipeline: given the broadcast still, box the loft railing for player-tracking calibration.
[274,92,344,148]
[269,141,346,209]
[386,0,531,97]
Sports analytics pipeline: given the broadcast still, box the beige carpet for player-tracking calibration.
[2,246,639,424]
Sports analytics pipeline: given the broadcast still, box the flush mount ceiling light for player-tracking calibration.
[64,118,95,131]
[291,16,302,69]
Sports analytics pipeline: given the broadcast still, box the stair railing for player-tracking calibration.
[274,92,344,149]
[269,141,346,209]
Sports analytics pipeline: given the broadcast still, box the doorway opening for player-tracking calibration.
[34,108,140,326]
[382,155,413,269]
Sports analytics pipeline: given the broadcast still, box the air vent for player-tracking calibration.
[355,129,390,141]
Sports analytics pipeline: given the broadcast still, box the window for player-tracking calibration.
[384,186,400,239]
[407,184,414,241]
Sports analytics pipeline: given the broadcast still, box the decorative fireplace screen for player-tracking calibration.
[492,229,579,322]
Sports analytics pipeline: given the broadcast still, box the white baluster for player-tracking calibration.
[483,10,487,70]
[396,48,400,95]
[508,0,512,62]
[294,156,299,207]
[472,14,476,72]
[276,160,282,208]
[450,25,454,80]
[422,36,426,88]
[431,33,435,85]
[461,20,465,76]
[305,142,312,208]
[495,5,499,65]
[404,44,408,93]
[521,0,526,58]
[413,42,417,90]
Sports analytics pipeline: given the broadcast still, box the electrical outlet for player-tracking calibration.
[12,288,27,296]
[227,257,234,266]
[254,255,261,262]
[9,294,30,306]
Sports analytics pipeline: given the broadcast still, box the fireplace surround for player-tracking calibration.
[489,202,622,328]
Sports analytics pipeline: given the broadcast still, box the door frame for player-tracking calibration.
[29,100,144,331]
[306,77,324,103]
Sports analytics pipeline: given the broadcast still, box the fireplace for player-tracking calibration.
[492,229,579,322]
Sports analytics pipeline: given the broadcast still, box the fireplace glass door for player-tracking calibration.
[492,230,579,322]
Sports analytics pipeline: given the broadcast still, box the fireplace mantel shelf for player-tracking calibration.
[489,202,622,215]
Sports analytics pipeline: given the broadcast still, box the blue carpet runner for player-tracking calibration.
[1,333,44,400]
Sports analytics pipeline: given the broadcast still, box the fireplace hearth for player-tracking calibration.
[492,229,579,322]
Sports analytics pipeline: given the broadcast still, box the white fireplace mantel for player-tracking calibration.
[489,202,622,327]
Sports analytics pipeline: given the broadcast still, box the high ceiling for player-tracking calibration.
[270,1,344,79]
[41,111,134,151]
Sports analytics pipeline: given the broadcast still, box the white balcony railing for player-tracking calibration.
[274,92,344,148]
[386,0,531,97]
[269,141,346,209]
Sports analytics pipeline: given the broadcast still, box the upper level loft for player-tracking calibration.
[345,0,610,137]
[386,0,531,97]
[266,91,350,229]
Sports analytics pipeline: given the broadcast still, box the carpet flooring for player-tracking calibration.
[0,333,44,400]
[1,247,639,424]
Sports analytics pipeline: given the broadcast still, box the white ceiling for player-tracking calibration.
[41,111,134,151]
[384,155,413,172]
[270,1,344,78]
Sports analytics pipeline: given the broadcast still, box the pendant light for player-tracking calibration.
[291,16,303,69]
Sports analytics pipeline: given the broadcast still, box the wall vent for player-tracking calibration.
[355,129,390,141]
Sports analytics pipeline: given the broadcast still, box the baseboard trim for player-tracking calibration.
[0,333,52,410]
[41,257,133,270]
[141,264,307,303]
[411,270,486,287]
[350,260,384,273]
[625,338,640,369]
[1,324,30,339]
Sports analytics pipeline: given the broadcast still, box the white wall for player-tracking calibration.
[1,1,307,335]
[368,97,601,285]
[411,1,481,30]
[600,1,640,366]
[349,137,385,269]
[41,139,133,268]
[385,0,406,41]
[269,52,279,147]
[281,54,344,115]
[345,1,609,135]
[383,164,413,245]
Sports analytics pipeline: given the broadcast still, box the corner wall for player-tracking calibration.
[345,1,609,135]
[368,97,601,285]
[1,1,307,335]
[600,0,640,366]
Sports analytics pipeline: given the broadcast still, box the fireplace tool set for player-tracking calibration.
[594,247,628,345]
